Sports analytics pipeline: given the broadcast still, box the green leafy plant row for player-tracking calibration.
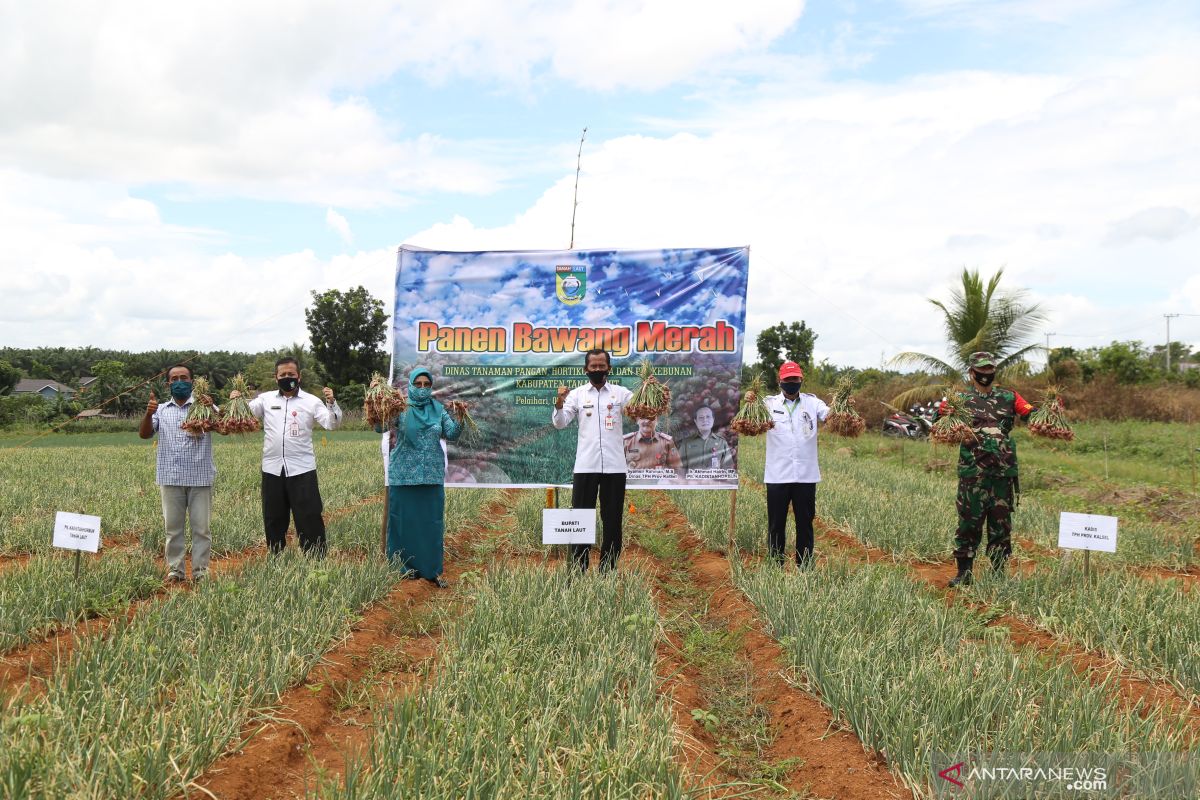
[320,567,687,799]
[735,559,1198,798]
[0,553,396,799]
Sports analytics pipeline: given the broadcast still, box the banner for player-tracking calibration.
[391,245,750,488]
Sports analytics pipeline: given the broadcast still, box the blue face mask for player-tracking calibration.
[409,386,432,404]
[170,380,192,400]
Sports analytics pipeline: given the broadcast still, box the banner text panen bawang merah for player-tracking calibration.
[415,321,738,358]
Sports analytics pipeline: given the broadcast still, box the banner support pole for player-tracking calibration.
[380,490,389,557]
[727,488,738,554]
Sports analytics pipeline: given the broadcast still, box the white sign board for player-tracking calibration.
[53,511,101,553]
[542,509,596,545]
[1058,512,1118,553]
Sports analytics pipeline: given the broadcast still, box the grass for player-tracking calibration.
[969,561,1200,695]
[0,553,397,799]
[735,557,1199,798]
[319,567,687,799]
[670,480,759,554]
[330,645,424,714]
[631,497,802,795]
[813,445,1197,568]
[0,550,161,654]
[0,436,389,555]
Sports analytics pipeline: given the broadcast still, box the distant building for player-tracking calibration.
[78,376,99,389]
[13,379,76,401]
[76,408,118,419]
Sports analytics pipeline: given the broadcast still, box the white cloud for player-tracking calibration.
[0,177,398,350]
[107,198,161,225]
[325,207,354,246]
[399,47,1200,366]
[3,7,1198,365]
[900,0,1125,28]
[0,1,805,206]
[1105,207,1199,245]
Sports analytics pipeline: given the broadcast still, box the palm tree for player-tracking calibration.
[889,268,1047,406]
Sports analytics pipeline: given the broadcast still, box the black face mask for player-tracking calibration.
[781,380,802,395]
[277,377,299,393]
[587,369,608,386]
[973,372,995,387]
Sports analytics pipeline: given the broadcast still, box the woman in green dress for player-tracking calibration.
[381,367,462,587]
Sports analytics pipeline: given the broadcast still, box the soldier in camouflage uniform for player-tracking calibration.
[942,351,1034,587]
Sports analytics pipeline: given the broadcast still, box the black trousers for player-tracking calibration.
[766,482,816,565]
[262,470,326,555]
[571,472,626,572]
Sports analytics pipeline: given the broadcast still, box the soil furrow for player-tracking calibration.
[187,578,447,800]
[817,520,1200,739]
[634,492,910,800]
[184,489,519,800]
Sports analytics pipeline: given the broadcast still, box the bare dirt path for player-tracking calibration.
[631,492,911,800]
[817,520,1200,740]
[189,578,447,800]
[0,489,392,694]
[183,489,519,800]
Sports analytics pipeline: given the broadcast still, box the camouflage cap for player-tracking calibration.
[968,351,997,369]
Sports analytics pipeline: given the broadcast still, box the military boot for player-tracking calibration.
[990,552,1009,576]
[947,557,974,588]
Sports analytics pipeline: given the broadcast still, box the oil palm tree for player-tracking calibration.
[889,268,1046,407]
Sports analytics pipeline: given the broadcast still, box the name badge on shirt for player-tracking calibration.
[605,414,615,430]
[270,405,282,410]
[289,410,300,437]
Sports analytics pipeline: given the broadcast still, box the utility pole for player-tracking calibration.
[1044,332,1055,370]
[1165,314,1179,372]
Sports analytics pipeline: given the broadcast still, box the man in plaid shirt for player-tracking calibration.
[139,364,217,583]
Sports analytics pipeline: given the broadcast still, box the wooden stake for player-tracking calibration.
[74,550,81,581]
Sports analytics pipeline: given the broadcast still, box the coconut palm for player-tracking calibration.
[889,268,1047,407]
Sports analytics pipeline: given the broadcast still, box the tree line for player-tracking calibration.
[3,271,1196,429]
[0,287,388,427]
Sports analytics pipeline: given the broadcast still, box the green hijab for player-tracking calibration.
[405,367,444,446]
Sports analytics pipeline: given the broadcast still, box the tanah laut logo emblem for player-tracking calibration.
[555,264,587,305]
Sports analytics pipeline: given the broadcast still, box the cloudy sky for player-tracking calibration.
[3,0,1198,367]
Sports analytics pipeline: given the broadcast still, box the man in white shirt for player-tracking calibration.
[240,356,342,555]
[552,348,633,572]
[763,361,828,567]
